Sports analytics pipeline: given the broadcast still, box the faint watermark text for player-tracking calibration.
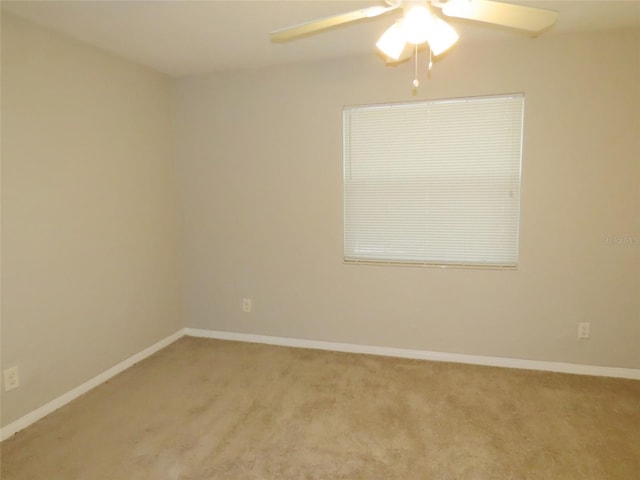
[602,236,639,245]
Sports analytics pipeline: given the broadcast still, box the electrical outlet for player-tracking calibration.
[578,322,590,339]
[242,298,252,313]
[4,366,20,391]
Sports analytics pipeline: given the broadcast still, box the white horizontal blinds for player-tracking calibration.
[343,94,524,266]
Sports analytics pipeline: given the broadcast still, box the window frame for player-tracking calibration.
[342,93,525,269]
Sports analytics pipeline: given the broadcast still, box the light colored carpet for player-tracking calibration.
[1,336,639,479]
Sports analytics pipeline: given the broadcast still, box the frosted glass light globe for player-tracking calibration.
[402,5,431,45]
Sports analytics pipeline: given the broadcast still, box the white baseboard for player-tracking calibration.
[186,328,640,380]
[3,327,637,442]
[0,329,186,442]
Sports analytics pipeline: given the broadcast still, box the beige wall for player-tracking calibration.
[1,14,638,429]
[1,14,181,426]
[175,27,639,369]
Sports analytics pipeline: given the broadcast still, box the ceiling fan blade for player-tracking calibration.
[270,5,399,42]
[441,0,558,33]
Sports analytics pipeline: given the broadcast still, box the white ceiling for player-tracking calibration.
[2,0,639,77]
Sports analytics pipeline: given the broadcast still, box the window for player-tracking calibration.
[343,94,524,268]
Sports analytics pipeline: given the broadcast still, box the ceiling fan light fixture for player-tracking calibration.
[376,22,407,60]
[426,18,459,56]
[402,4,432,45]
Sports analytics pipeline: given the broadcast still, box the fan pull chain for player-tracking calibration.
[413,44,419,87]
[413,47,435,88]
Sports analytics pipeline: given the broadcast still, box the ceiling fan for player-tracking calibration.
[271,0,559,71]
